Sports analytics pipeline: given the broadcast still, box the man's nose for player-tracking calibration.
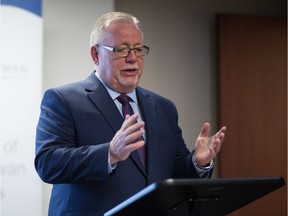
[125,49,137,62]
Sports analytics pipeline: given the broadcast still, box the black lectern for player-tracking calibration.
[104,177,285,216]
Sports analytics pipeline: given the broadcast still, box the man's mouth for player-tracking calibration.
[122,68,139,75]
[123,68,137,72]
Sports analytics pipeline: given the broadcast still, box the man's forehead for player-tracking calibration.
[103,23,143,43]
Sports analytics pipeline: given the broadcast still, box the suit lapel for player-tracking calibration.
[84,73,123,133]
[136,88,159,179]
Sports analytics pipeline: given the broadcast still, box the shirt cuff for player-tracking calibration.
[108,149,117,173]
[192,154,214,172]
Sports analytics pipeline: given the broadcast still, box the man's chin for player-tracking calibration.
[118,80,139,92]
[121,78,139,87]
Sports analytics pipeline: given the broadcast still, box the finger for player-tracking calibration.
[124,128,145,144]
[213,131,225,146]
[125,139,145,153]
[121,113,140,130]
[199,122,211,137]
[212,136,223,153]
[124,114,131,120]
[216,126,227,137]
[219,132,225,143]
[213,140,222,153]
[219,126,227,135]
[124,121,145,136]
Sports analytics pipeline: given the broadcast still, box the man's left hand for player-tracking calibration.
[194,123,226,167]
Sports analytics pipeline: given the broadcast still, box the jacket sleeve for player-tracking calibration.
[34,88,110,184]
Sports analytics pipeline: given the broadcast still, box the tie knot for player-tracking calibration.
[117,94,131,105]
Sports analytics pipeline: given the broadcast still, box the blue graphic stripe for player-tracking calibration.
[1,0,42,17]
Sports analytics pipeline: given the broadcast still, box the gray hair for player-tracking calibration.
[89,12,143,47]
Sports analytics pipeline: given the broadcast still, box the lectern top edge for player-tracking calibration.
[104,177,285,216]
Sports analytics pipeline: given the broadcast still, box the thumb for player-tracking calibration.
[199,123,211,137]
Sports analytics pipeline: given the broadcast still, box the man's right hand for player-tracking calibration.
[109,113,145,164]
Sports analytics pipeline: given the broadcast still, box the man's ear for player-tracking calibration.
[90,46,99,65]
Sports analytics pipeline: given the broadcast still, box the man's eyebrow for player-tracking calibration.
[118,42,143,47]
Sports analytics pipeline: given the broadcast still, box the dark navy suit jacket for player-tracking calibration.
[35,72,209,216]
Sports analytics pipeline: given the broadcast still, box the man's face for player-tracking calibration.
[96,22,144,93]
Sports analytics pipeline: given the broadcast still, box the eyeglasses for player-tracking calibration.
[97,44,150,57]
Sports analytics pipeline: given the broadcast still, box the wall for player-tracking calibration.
[42,0,285,215]
[115,0,285,147]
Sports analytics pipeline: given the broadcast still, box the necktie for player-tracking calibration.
[117,94,146,168]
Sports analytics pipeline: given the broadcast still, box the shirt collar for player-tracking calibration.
[95,71,138,104]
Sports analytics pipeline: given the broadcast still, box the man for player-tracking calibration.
[35,12,226,216]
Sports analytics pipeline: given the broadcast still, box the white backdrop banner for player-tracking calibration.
[1,0,42,215]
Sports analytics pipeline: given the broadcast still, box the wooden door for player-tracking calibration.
[218,14,287,215]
